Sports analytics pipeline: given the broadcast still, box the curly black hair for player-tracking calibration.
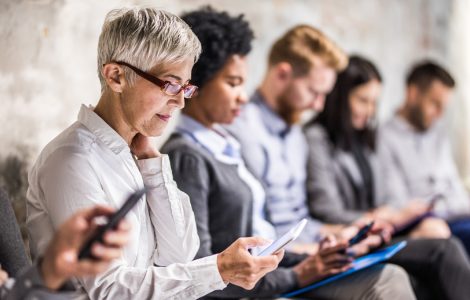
[181,6,254,89]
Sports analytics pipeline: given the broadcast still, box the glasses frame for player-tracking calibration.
[110,61,198,98]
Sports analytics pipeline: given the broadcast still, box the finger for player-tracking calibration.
[237,237,271,249]
[116,219,131,231]
[324,265,352,276]
[81,206,116,222]
[91,243,123,261]
[103,230,130,247]
[322,253,353,265]
[252,255,280,268]
[273,249,285,261]
[319,242,348,255]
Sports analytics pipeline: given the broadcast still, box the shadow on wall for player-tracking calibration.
[0,149,31,253]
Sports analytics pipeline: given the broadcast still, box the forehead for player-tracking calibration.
[302,63,337,93]
[220,54,248,75]
[150,58,195,82]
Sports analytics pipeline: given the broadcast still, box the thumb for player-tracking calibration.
[238,237,271,249]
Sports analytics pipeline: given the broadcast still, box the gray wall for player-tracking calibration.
[0,0,456,228]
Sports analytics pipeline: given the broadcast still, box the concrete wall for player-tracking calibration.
[0,0,455,231]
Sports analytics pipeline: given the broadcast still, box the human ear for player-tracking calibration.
[102,63,126,93]
[276,62,293,82]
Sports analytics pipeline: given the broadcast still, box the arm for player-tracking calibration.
[167,148,301,297]
[439,139,470,216]
[137,155,200,265]
[305,126,365,224]
[376,133,410,209]
[32,147,225,300]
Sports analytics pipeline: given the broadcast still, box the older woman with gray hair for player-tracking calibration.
[26,7,282,299]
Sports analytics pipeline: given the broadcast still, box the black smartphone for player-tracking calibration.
[348,221,375,247]
[78,188,146,260]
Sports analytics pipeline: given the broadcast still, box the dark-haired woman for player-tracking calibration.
[304,55,470,299]
[162,8,415,300]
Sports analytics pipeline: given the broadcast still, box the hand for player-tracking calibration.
[40,206,131,290]
[293,236,352,287]
[409,217,451,239]
[0,267,8,287]
[402,200,430,218]
[217,237,284,290]
[130,133,161,159]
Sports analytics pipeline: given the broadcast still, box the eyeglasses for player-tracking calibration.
[111,61,198,98]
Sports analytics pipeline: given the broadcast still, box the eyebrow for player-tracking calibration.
[226,75,244,82]
[163,74,190,84]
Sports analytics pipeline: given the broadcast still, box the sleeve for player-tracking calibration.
[166,149,214,259]
[32,148,226,299]
[376,131,410,208]
[305,126,364,224]
[136,154,200,265]
[1,265,73,300]
[438,139,470,216]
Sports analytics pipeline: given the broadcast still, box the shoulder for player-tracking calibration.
[161,134,215,173]
[303,123,329,143]
[227,102,266,142]
[31,122,98,176]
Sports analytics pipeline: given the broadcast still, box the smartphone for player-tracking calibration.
[78,188,146,260]
[348,221,375,247]
[255,219,307,257]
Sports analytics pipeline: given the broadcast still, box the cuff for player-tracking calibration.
[137,155,174,187]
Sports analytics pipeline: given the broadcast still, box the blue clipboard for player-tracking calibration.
[281,241,407,298]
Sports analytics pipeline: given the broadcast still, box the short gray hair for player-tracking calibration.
[97,7,202,92]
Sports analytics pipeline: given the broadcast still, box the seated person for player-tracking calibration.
[1,205,130,300]
[26,7,282,299]
[377,61,470,253]
[162,8,415,299]
[228,26,470,299]
[304,55,450,239]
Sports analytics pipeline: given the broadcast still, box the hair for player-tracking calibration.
[268,25,348,76]
[309,55,382,151]
[406,60,455,91]
[180,6,254,90]
[97,7,202,92]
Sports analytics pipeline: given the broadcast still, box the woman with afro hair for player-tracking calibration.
[161,7,415,299]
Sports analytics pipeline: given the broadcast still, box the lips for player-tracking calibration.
[156,114,171,122]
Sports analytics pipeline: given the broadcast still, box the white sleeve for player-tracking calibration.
[136,155,200,266]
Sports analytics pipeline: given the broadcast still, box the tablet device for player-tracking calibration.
[78,188,146,260]
[281,241,408,298]
[255,218,307,257]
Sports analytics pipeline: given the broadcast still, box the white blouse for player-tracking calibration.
[26,105,226,299]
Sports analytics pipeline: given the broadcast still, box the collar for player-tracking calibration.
[77,104,129,154]
[251,91,290,138]
[176,114,241,161]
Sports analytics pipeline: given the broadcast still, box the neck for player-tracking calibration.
[182,101,214,129]
[94,91,137,145]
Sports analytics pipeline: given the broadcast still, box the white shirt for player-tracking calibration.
[176,115,277,241]
[26,105,226,299]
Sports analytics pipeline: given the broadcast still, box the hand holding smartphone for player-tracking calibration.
[255,219,307,256]
[348,221,375,247]
[78,189,146,260]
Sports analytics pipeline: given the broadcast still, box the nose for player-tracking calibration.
[237,89,249,105]
[172,90,185,109]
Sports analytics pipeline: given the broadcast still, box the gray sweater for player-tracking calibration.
[162,133,302,299]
